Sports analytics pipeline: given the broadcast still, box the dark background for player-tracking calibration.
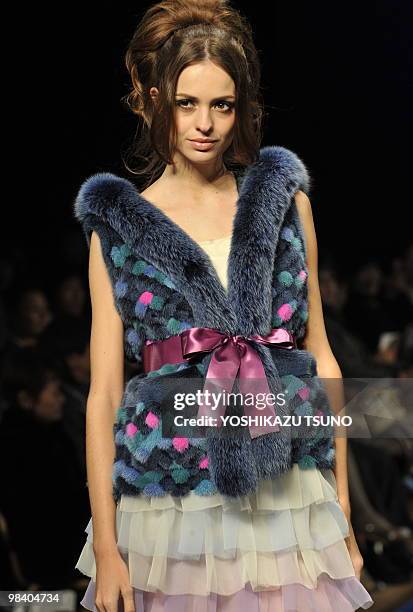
[6,1,412,282]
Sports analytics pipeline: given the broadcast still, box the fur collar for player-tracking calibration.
[74,145,310,337]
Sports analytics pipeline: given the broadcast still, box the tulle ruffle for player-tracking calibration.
[78,540,363,595]
[75,465,374,610]
[80,465,348,560]
[80,574,373,612]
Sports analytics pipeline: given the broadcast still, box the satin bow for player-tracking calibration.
[179,327,295,438]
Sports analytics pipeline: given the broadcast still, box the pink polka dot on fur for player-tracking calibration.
[145,411,160,428]
[278,303,293,321]
[298,387,310,400]
[139,291,153,305]
[126,423,138,437]
[172,437,189,452]
[298,270,307,281]
[199,456,209,469]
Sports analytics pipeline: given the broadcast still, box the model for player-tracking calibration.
[73,1,375,610]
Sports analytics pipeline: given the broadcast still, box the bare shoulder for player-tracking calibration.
[294,190,313,222]
[293,190,318,255]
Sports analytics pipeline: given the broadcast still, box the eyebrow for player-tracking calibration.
[176,93,236,101]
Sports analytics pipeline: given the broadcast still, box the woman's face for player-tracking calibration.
[57,275,86,317]
[160,60,236,166]
[33,377,65,422]
[18,289,52,337]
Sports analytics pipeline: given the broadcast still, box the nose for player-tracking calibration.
[195,107,213,134]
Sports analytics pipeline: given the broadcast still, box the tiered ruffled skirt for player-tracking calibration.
[75,465,374,611]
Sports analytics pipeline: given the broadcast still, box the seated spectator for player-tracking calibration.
[1,284,52,358]
[38,314,91,478]
[0,348,90,589]
[50,271,90,321]
[344,259,412,354]
[319,261,395,377]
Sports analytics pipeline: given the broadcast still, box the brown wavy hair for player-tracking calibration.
[121,0,265,187]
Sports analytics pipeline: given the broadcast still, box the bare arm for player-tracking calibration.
[293,191,349,506]
[86,230,125,555]
[294,190,364,578]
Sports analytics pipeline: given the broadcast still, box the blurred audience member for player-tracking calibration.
[0,349,90,589]
[51,272,89,320]
[319,261,395,377]
[38,315,90,477]
[2,285,52,355]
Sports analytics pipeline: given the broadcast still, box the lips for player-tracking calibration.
[189,140,217,151]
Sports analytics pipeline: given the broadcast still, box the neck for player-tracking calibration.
[160,150,230,190]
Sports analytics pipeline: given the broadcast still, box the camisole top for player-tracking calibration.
[197,235,232,291]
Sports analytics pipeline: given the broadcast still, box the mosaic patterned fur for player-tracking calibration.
[74,146,335,502]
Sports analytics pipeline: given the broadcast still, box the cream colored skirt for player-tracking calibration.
[75,465,374,611]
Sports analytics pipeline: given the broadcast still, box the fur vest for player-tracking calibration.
[74,145,336,503]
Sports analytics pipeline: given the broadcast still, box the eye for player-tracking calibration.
[176,99,194,109]
[214,101,235,112]
[175,99,235,112]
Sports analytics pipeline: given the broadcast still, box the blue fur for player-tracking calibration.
[74,145,335,500]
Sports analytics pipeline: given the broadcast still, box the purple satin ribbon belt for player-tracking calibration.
[143,327,296,439]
